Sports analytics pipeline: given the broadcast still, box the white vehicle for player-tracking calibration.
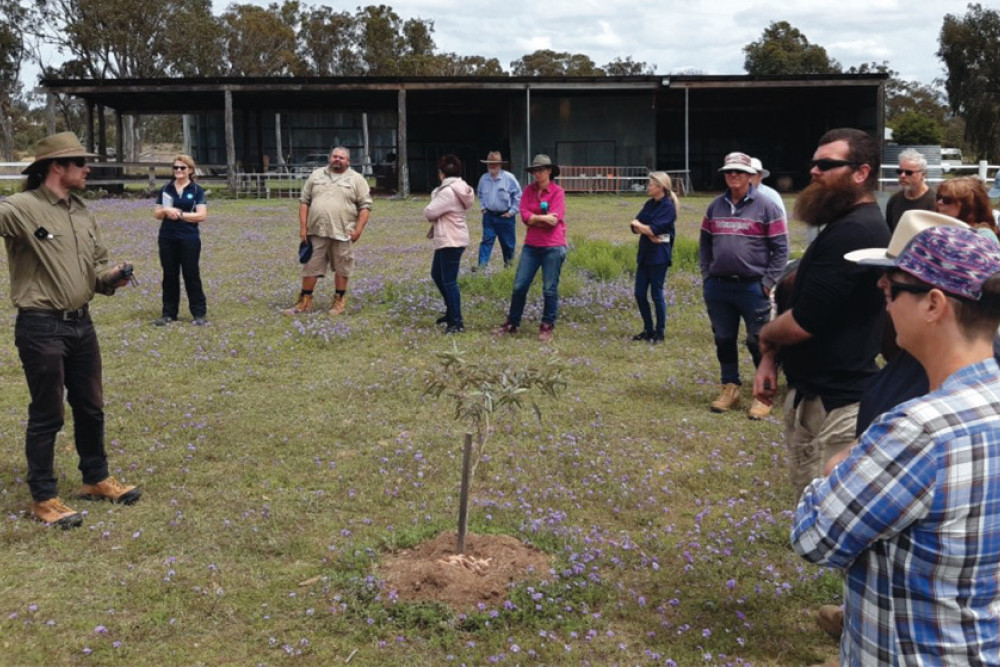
[942,147,964,173]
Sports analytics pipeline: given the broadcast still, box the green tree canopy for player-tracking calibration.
[0,0,28,158]
[603,56,655,76]
[743,21,841,75]
[219,2,303,76]
[510,49,605,76]
[892,111,943,145]
[938,3,1000,161]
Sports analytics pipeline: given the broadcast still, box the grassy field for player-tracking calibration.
[0,191,840,666]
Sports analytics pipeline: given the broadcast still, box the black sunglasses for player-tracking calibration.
[936,195,955,206]
[722,169,747,176]
[886,280,933,301]
[896,169,922,176]
[172,165,188,171]
[58,157,87,168]
[810,158,860,172]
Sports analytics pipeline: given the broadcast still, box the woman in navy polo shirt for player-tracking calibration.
[629,171,678,342]
[153,154,208,326]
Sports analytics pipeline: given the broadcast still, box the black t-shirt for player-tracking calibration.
[782,202,891,409]
[885,189,936,232]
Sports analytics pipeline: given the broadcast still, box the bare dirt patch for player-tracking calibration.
[379,531,552,610]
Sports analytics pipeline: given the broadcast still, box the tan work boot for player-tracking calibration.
[31,497,83,528]
[281,294,313,315]
[329,293,347,315]
[79,476,142,505]
[816,605,844,641]
[710,383,741,413]
[748,398,772,420]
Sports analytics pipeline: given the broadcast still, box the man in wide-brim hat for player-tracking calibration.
[0,131,142,529]
[475,150,522,271]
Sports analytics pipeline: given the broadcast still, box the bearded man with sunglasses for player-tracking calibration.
[755,128,890,496]
[884,148,935,232]
[0,132,141,528]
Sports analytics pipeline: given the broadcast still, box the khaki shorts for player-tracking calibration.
[302,236,354,278]
[783,389,859,497]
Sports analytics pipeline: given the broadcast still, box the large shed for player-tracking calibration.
[41,73,886,193]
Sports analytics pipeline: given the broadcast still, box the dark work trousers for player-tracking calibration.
[14,312,109,501]
[159,236,206,319]
[431,246,465,326]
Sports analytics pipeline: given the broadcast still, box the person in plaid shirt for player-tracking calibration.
[792,225,1000,665]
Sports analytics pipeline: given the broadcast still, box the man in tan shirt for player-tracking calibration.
[0,132,141,528]
[282,146,373,315]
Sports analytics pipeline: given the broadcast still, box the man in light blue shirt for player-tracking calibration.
[750,157,787,221]
[475,151,522,270]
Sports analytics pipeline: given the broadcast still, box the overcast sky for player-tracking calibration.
[211,0,967,86]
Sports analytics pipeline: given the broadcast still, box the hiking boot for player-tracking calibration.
[710,383,741,413]
[748,398,772,420]
[816,605,844,641]
[632,331,651,341]
[538,322,554,342]
[329,294,347,315]
[79,476,142,505]
[31,498,83,528]
[445,323,465,334]
[494,321,518,335]
[281,294,313,315]
[152,316,175,326]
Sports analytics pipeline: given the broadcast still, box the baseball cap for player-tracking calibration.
[869,225,1000,302]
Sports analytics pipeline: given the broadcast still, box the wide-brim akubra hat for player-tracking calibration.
[526,154,560,178]
[22,132,98,174]
[481,151,507,165]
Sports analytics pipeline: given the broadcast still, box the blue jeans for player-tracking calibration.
[431,246,465,326]
[703,277,771,385]
[634,263,668,335]
[507,245,567,327]
[14,312,109,501]
[159,236,206,319]
[478,212,516,267]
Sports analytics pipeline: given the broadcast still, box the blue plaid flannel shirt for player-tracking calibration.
[792,358,1000,666]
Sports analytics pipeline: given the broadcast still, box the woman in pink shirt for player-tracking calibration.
[424,154,474,333]
[495,154,566,342]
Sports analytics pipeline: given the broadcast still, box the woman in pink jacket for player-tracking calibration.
[424,154,474,333]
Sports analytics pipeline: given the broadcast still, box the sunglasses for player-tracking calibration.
[58,157,87,168]
[936,195,955,206]
[722,169,748,176]
[886,279,933,301]
[810,158,860,172]
[896,169,922,176]
[172,165,188,171]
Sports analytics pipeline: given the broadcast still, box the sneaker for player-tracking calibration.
[748,398,772,420]
[192,317,208,326]
[445,323,465,334]
[31,498,83,528]
[816,605,844,641]
[152,316,175,326]
[632,331,651,341]
[329,294,347,315]
[494,321,518,335]
[79,476,142,505]
[710,383,741,413]
[281,294,313,315]
[435,313,448,325]
[538,322,554,342]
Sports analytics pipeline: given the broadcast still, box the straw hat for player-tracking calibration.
[480,151,506,165]
[22,132,97,174]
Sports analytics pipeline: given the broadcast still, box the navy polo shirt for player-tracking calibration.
[157,181,207,241]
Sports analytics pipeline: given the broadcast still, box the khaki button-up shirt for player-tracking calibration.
[0,185,117,310]
[300,167,373,241]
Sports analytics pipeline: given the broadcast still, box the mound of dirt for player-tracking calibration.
[379,531,552,610]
